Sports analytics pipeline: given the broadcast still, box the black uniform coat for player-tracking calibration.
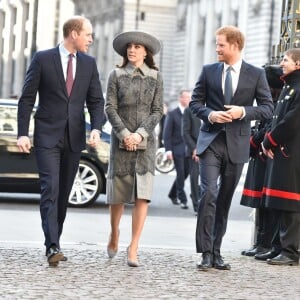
[240,120,268,208]
[262,70,300,212]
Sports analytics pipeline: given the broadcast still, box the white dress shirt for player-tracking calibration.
[59,43,77,80]
[222,60,242,96]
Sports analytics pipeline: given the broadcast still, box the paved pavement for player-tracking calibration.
[1,240,299,299]
[0,169,299,299]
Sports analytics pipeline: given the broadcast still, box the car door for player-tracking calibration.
[0,101,39,192]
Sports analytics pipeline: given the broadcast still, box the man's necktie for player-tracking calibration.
[66,54,74,96]
[224,66,233,105]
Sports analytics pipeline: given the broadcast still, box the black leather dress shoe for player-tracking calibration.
[241,246,269,257]
[241,246,255,256]
[169,197,180,205]
[267,254,299,266]
[197,253,212,271]
[213,256,231,270]
[180,203,188,209]
[61,255,68,261]
[46,248,68,262]
[46,246,64,266]
[58,248,68,261]
[255,250,280,261]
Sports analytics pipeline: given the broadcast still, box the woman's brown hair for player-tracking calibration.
[117,47,158,70]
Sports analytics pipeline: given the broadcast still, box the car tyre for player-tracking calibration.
[155,147,175,174]
[68,159,103,207]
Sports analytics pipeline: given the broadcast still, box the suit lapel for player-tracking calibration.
[53,48,69,99]
[72,52,82,89]
[216,63,224,100]
[233,61,248,102]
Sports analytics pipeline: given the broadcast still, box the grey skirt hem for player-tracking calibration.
[106,172,154,205]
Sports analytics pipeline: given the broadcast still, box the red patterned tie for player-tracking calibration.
[66,54,74,96]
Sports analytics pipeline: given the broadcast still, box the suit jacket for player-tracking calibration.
[182,106,201,156]
[190,61,273,164]
[18,46,104,152]
[163,107,185,156]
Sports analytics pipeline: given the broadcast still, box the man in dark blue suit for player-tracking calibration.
[182,106,201,215]
[163,90,190,209]
[190,25,273,270]
[17,16,105,266]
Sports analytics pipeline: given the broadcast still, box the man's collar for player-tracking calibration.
[178,104,186,114]
[59,43,77,57]
[223,59,242,72]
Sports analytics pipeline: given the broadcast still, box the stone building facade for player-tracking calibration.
[0,0,75,98]
[74,0,177,102]
[0,0,282,105]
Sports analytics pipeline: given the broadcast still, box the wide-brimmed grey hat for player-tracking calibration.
[113,30,161,57]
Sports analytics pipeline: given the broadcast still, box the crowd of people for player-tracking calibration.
[17,15,299,269]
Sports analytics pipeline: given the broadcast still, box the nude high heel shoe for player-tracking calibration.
[107,230,119,258]
[107,246,118,259]
[127,246,139,267]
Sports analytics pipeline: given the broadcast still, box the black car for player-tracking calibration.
[0,99,110,207]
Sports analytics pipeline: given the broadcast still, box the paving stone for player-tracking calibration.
[0,246,299,299]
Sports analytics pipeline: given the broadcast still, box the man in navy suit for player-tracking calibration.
[17,16,105,266]
[190,25,273,270]
[182,106,201,215]
[163,90,190,209]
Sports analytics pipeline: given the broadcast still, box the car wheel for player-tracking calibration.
[68,159,103,207]
[155,147,175,174]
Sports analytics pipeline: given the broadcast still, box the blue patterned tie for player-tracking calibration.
[224,66,233,105]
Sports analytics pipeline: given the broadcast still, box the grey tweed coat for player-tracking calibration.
[105,63,163,203]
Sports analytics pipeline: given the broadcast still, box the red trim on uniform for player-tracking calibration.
[250,136,258,148]
[266,132,277,147]
[242,189,262,198]
[262,187,300,201]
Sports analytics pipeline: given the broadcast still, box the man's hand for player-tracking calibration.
[165,151,173,161]
[224,105,244,120]
[261,142,274,159]
[210,111,233,123]
[17,136,31,153]
[192,149,199,162]
[88,129,101,148]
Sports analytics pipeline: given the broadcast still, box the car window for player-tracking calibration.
[0,104,35,135]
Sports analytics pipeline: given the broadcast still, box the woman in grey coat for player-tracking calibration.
[105,31,163,267]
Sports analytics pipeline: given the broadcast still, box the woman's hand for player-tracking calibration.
[123,133,142,151]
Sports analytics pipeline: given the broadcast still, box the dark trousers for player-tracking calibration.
[271,210,300,261]
[280,211,300,260]
[188,157,200,212]
[255,207,279,249]
[196,133,244,255]
[35,132,81,251]
[168,155,189,204]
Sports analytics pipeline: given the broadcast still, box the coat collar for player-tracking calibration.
[281,69,300,86]
[124,62,150,76]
